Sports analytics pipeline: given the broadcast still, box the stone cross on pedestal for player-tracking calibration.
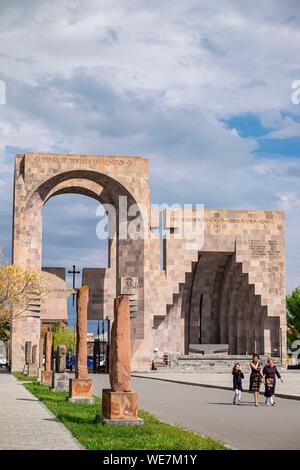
[102,295,143,425]
[69,286,95,404]
[41,330,53,386]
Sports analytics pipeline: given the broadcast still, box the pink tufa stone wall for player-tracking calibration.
[10,153,286,371]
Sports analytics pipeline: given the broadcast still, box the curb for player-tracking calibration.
[132,374,300,401]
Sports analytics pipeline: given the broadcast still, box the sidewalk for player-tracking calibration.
[132,370,300,400]
[0,370,81,450]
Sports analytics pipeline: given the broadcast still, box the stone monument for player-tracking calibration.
[24,341,32,375]
[28,344,38,376]
[25,341,31,366]
[41,330,53,386]
[102,295,143,425]
[52,344,69,392]
[69,286,95,404]
[37,336,44,381]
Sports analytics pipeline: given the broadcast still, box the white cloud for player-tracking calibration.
[263,115,300,139]
[0,0,300,290]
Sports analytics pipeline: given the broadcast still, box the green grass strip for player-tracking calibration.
[24,382,227,450]
[13,372,37,382]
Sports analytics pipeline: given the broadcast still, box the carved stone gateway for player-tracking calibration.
[69,286,95,404]
[10,152,287,373]
[102,295,143,425]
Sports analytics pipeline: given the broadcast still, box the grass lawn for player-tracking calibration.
[13,372,37,382]
[23,381,227,450]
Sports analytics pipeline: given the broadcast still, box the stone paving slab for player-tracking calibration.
[0,371,82,450]
[132,370,300,399]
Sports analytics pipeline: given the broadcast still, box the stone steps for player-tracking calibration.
[159,355,284,372]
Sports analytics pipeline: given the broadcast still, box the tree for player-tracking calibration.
[286,287,300,346]
[0,264,48,322]
[0,317,9,342]
[53,322,75,354]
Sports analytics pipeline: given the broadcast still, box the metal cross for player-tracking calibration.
[68,265,80,306]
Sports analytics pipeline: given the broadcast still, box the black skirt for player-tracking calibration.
[249,371,262,392]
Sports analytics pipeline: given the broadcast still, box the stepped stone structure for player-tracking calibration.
[10,152,286,372]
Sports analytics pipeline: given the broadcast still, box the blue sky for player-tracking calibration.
[1,0,300,322]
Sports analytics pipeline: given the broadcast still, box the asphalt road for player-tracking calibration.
[92,374,300,450]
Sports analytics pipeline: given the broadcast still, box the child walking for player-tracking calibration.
[263,357,283,406]
[232,363,244,405]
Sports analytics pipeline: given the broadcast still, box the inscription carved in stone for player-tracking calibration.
[207,212,226,233]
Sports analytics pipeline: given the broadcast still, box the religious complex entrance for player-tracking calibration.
[10,152,286,371]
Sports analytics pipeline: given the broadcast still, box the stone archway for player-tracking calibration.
[11,153,150,372]
[10,153,286,372]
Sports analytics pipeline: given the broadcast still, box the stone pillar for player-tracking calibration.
[41,331,53,386]
[69,286,94,403]
[102,295,143,425]
[32,344,38,365]
[76,286,89,380]
[52,344,69,392]
[25,341,32,368]
[37,335,44,381]
[56,344,67,373]
[28,344,38,376]
[109,296,131,392]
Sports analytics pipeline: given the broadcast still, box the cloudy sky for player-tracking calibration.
[0,0,300,300]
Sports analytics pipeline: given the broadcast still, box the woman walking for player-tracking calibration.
[249,354,263,406]
[263,357,283,406]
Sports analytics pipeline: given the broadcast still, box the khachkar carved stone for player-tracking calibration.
[25,341,32,366]
[25,340,37,376]
[28,344,38,376]
[41,331,53,386]
[57,344,67,373]
[102,295,144,425]
[52,344,69,392]
[37,335,44,381]
[69,286,95,404]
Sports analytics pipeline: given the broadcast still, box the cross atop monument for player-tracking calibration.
[68,265,80,306]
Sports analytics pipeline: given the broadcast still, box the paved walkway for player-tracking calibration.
[0,370,81,450]
[132,370,300,399]
[91,374,300,450]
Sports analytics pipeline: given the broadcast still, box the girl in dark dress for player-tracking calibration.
[263,357,283,406]
[249,354,263,406]
[232,363,244,405]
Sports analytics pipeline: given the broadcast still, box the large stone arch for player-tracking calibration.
[10,152,286,371]
[11,153,150,372]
